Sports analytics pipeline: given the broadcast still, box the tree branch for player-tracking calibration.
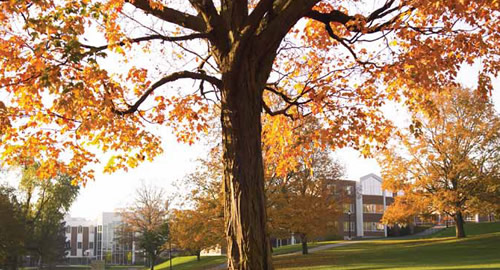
[126,0,207,32]
[113,71,221,115]
[81,33,209,52]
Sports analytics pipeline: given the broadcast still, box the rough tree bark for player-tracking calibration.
[454,211,466,238]
[219,47,276,269]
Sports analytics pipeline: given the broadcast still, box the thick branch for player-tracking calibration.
[305,10,354,26]
[113,71,221,115]
[306,1,409,34]
[221,0,248,30]
[127,0,207,32]
[189,0,229,51]
[256,0,320,56]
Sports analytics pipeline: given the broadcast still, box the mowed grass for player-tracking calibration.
[425,221,500,238]
[274,222,500,270]
[152,256,225,270]
[273,241,344,255]
[150,241,345,269]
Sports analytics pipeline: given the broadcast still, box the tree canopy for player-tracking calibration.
[0,166,79,269]
[380,87,500,238]
[1,1,499,268]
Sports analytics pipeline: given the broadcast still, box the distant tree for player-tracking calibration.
[0,185,25,270]
[0,166,78,269]
[120,183,170,270]
[18,166,79,268]
[380,87,500,238]
[266,119,345,255]
[268,149,344,255]
[171,150,224,261]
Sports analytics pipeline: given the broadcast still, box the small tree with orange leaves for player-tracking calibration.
[171,148,224,260]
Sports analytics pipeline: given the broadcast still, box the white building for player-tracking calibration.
[64,212,141,265]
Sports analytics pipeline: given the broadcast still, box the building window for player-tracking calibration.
[89,242,94,249]
[363,204,384,214]
[77,242,82,249]
[343,221,354,232]
[346,186,353,195]
[343,203,354,213]
[464,215,476,222]
[98,225,102,232]
[65,226,71,233]
[78,226,83,233]
[363,222,384,232]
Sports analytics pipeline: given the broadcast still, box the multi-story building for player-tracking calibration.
[333,173,394,239]
[64,217,97,264]
[271,173,395,248]
[64,212,143,265]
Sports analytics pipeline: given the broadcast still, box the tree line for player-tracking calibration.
[0,166,79,270]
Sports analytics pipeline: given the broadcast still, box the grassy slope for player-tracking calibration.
[152,256,225,270]
[274,222,500,270]
[150,241,344,269]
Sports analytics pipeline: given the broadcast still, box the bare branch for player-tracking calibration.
[81,33,209,52]
[113,71,222,115]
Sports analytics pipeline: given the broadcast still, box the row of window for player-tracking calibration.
[69,242,94,249]
[341,221,384,232]
[65,225,102,234]
[363,204,384,214]
[363,222,385,232]
[343,203,385,214]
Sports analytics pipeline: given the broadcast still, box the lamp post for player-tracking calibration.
[347,210,352,240]
[169,238,172,270]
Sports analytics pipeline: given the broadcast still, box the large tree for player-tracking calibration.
[380,87,500,238]
[1,1,499,268]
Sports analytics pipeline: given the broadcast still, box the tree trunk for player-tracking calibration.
[454,211,466,238]
[220,51,275,270]
[300,234,308,255]
[150,255,155,270]
[196,250,201,261]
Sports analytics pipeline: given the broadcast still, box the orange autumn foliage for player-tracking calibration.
[379,87,500,236]
[1,0,499,267]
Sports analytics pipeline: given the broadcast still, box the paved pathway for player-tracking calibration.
[209,241,359,269]
[413,225,446,236]
[275,241,358,257]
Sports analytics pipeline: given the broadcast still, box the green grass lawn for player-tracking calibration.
[274,222,500,269]
[425,221,500,238]
[152,255,225,270]
[272,241,343,255]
